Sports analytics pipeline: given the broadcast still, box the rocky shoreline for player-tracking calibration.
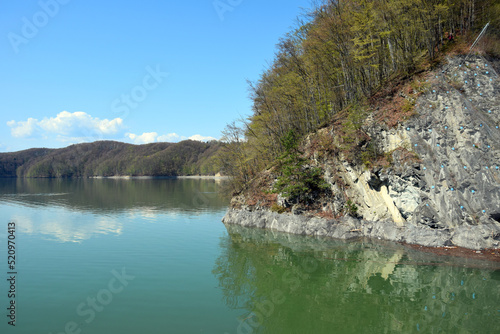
[223,208,500,251]
[223,56,500,253]
[224,221,500,266]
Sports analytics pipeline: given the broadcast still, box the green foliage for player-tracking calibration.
[272,164,329,204]
[280,129,300,155]
[360,142,378,168]
[401,99,416,114]
[337,104,372,163]
[410,80,430,94]
[217,121,268,194]
[0,148,53,177]
[272,130,329,204]
[270,203,286,214]
[312,130,337,160]
[340,104,369,146]
[346,199,358,217]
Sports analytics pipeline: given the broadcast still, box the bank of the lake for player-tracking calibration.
[89,175,229,180]
[223,208,500,256]
[224,56,500,252]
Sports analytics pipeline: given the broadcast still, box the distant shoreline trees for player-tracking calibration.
[0,140,222,178]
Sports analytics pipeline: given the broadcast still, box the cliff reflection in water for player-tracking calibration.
[214,225,500,334]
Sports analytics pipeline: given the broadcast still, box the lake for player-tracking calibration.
[1,178,499,333]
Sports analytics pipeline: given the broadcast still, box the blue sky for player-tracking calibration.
[0,0,312,152]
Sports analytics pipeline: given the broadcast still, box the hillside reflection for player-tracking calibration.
[0,178,228,243]
[0,178,227,213]
[214,225,500,334]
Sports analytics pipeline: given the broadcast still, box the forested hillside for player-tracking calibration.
[0,140,221,178]
[219,0,500,193]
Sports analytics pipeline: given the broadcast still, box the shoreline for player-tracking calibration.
[222,208,500,258]
[88,175,230,180]
[177,175,230,179]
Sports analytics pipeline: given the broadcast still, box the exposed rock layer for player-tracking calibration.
[224,56,500,250]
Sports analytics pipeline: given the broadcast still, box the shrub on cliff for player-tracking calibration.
[272,130,329,204]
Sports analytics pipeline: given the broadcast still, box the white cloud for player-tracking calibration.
[126,132,218,145]
[188,134,218,142]
[157,133,180,142]
[126,132,159,144]
[7,111,218,148]
[39,111,123,135]
[13,213,122,243]
[125,132,182,144]
[7,111,125,142]
[8,118,39,138]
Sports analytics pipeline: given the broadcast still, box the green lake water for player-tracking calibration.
[0,178,498,333]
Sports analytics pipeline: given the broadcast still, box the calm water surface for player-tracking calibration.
[0,178,498,334]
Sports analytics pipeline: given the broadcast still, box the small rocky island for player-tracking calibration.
[223,56,500,251]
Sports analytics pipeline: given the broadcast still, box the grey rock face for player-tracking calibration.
[398,56,500,231]
[224,56,500,250]
[223,208,500,250]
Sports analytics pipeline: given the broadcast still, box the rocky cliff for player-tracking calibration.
[223,55,500,250]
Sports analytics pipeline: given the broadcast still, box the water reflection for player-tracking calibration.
[214,225,500,334]
[0,178,228,213]
[13,213,122,243]
[0,178,228,243]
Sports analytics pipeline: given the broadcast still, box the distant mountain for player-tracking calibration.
[0,140,222,178]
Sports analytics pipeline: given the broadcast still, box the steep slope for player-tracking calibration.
[223,55,500,250]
